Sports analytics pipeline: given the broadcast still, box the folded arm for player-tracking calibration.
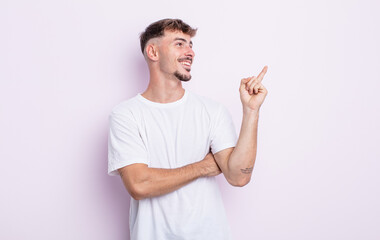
[118,152,221,200]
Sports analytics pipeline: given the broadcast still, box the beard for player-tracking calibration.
[174,71,192,82]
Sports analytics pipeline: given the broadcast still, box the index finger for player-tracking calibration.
[256,65,268,83]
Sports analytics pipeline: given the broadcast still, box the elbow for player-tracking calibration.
[131,194,144,201]
[120,177,149,200]
[229,176,252,187]
[128,184,148,200]
[118,166,151,200]
[130,191,143,201]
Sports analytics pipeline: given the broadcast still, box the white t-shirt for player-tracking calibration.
[108,90,237,240]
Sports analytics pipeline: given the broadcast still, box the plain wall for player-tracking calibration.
[1,0,379,239]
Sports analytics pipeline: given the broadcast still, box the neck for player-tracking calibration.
[141,70,185,103]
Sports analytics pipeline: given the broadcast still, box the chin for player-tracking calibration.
[174,71,192,82]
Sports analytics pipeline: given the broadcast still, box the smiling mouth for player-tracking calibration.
[178,57,192,71]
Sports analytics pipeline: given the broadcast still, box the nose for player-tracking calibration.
[185,46,195,58]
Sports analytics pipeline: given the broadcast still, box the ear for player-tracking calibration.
[146,44,159,61]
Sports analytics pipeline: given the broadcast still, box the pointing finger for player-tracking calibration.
[256,65,268,83]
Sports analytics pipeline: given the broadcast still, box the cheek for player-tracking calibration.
[159,56,178,72]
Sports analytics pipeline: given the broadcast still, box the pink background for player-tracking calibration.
[1,0,380,239]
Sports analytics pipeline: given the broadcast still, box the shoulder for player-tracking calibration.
[109,95,142,120]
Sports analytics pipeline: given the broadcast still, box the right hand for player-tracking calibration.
[199,152,222,177]
[239,66,268,112]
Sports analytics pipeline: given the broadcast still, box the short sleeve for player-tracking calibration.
[210,105,238,154]
[108,111,148,176]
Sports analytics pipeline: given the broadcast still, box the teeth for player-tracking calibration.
[181,62,191,66]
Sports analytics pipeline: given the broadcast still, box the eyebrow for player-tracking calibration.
[174,37,193,46]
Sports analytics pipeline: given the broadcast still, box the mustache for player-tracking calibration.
[178,57,193,64]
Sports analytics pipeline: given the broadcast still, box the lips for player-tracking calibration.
[178,57,192,71]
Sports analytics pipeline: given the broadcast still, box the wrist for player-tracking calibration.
[242,107,260,116]
[191,161,206,178]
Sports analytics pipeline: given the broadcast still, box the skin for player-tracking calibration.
[141,30,195,103]
[118,29,268,200]
[214,66,268,186]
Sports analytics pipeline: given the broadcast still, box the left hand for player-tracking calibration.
[239,66,268,112]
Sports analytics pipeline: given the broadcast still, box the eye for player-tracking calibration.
[176,42,183,47]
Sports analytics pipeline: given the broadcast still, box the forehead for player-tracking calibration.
[161,30,192,42]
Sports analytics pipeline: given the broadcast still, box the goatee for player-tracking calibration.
[174,71,191,82]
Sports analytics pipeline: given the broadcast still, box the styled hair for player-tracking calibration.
[140,18,197,54]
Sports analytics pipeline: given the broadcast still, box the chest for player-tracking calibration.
[137,105,212,168]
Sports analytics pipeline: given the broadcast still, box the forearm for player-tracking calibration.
[227,109,259,185]
[130,162,205,200]
[119,154,218,200]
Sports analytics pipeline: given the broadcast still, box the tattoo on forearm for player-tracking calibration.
[240,167,253,174]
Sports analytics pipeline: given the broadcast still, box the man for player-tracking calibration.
[108,18,268,239]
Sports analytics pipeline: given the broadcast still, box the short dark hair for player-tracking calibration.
[140,18,197,54]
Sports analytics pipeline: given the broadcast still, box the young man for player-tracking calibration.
[108,19,268,239]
